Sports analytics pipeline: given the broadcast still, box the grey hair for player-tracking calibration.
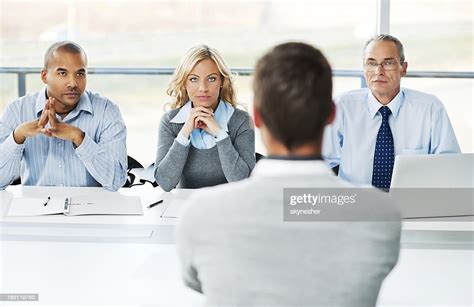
[44,41,87,69]
[364,34,405,63]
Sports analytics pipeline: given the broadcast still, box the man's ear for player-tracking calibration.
[253,105,263,128]
[325,101,336,125]
[40,69,48,84]
[401,61,408,77]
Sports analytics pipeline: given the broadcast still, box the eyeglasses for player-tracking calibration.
[364,60,401,71]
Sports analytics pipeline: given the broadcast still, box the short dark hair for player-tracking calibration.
[44,41,87,69]
[364,34,405,63]
[253,42,333,150]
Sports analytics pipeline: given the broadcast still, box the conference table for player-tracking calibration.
[0,185,472,306]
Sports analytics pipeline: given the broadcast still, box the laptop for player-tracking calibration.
[390,153,473,219]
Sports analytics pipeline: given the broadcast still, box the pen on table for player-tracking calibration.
[43,196,51,207]
[147,199,164,209]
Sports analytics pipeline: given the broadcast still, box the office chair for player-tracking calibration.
[124,155,145,187]
[139,163,159,187]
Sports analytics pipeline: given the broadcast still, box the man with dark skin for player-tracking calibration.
[0,41,127,190]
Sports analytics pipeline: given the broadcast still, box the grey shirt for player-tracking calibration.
[154,108,255,191]
[177,159,401,307]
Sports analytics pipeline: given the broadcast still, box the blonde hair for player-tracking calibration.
[167,45,237,109]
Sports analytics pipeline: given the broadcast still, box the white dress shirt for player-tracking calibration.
[0,87,127,191]
[323,87,460,185]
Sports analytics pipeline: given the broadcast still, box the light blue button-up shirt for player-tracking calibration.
[171,100,234,149]
[323,87,461,185]
[0,87,128,191]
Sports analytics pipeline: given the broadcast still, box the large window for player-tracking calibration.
[1,0,378,164]
[391,0,473,152]
[1,0,472,165]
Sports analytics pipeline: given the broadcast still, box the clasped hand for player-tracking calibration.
[181,106,221,138]
[13,98,85,146]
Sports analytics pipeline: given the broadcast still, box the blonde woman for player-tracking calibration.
[154,45,255,191]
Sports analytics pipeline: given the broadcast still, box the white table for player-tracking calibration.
[0,185,203,306]
[1,186,472,306]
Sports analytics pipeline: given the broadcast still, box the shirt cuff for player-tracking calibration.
[215,129,229,142]
[0,133,25,167]
[74,134,100,161]
[176,132,191,146]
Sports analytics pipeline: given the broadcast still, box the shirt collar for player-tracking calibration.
[170,99,233,132]
[170,100,192,123]
[35,87,93,118]
[367,89,404,119]
[251,158,334,178]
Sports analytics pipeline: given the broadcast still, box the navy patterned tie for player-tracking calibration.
[372,106,394,190]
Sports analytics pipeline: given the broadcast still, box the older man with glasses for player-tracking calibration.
[323,34,460,190]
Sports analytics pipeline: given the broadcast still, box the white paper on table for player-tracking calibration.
[161,200,188,218]
[7,195,143,216]
[66,195,143,216]
[7,197,66,216]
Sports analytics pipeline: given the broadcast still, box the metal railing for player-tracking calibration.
[1,67,473,98]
